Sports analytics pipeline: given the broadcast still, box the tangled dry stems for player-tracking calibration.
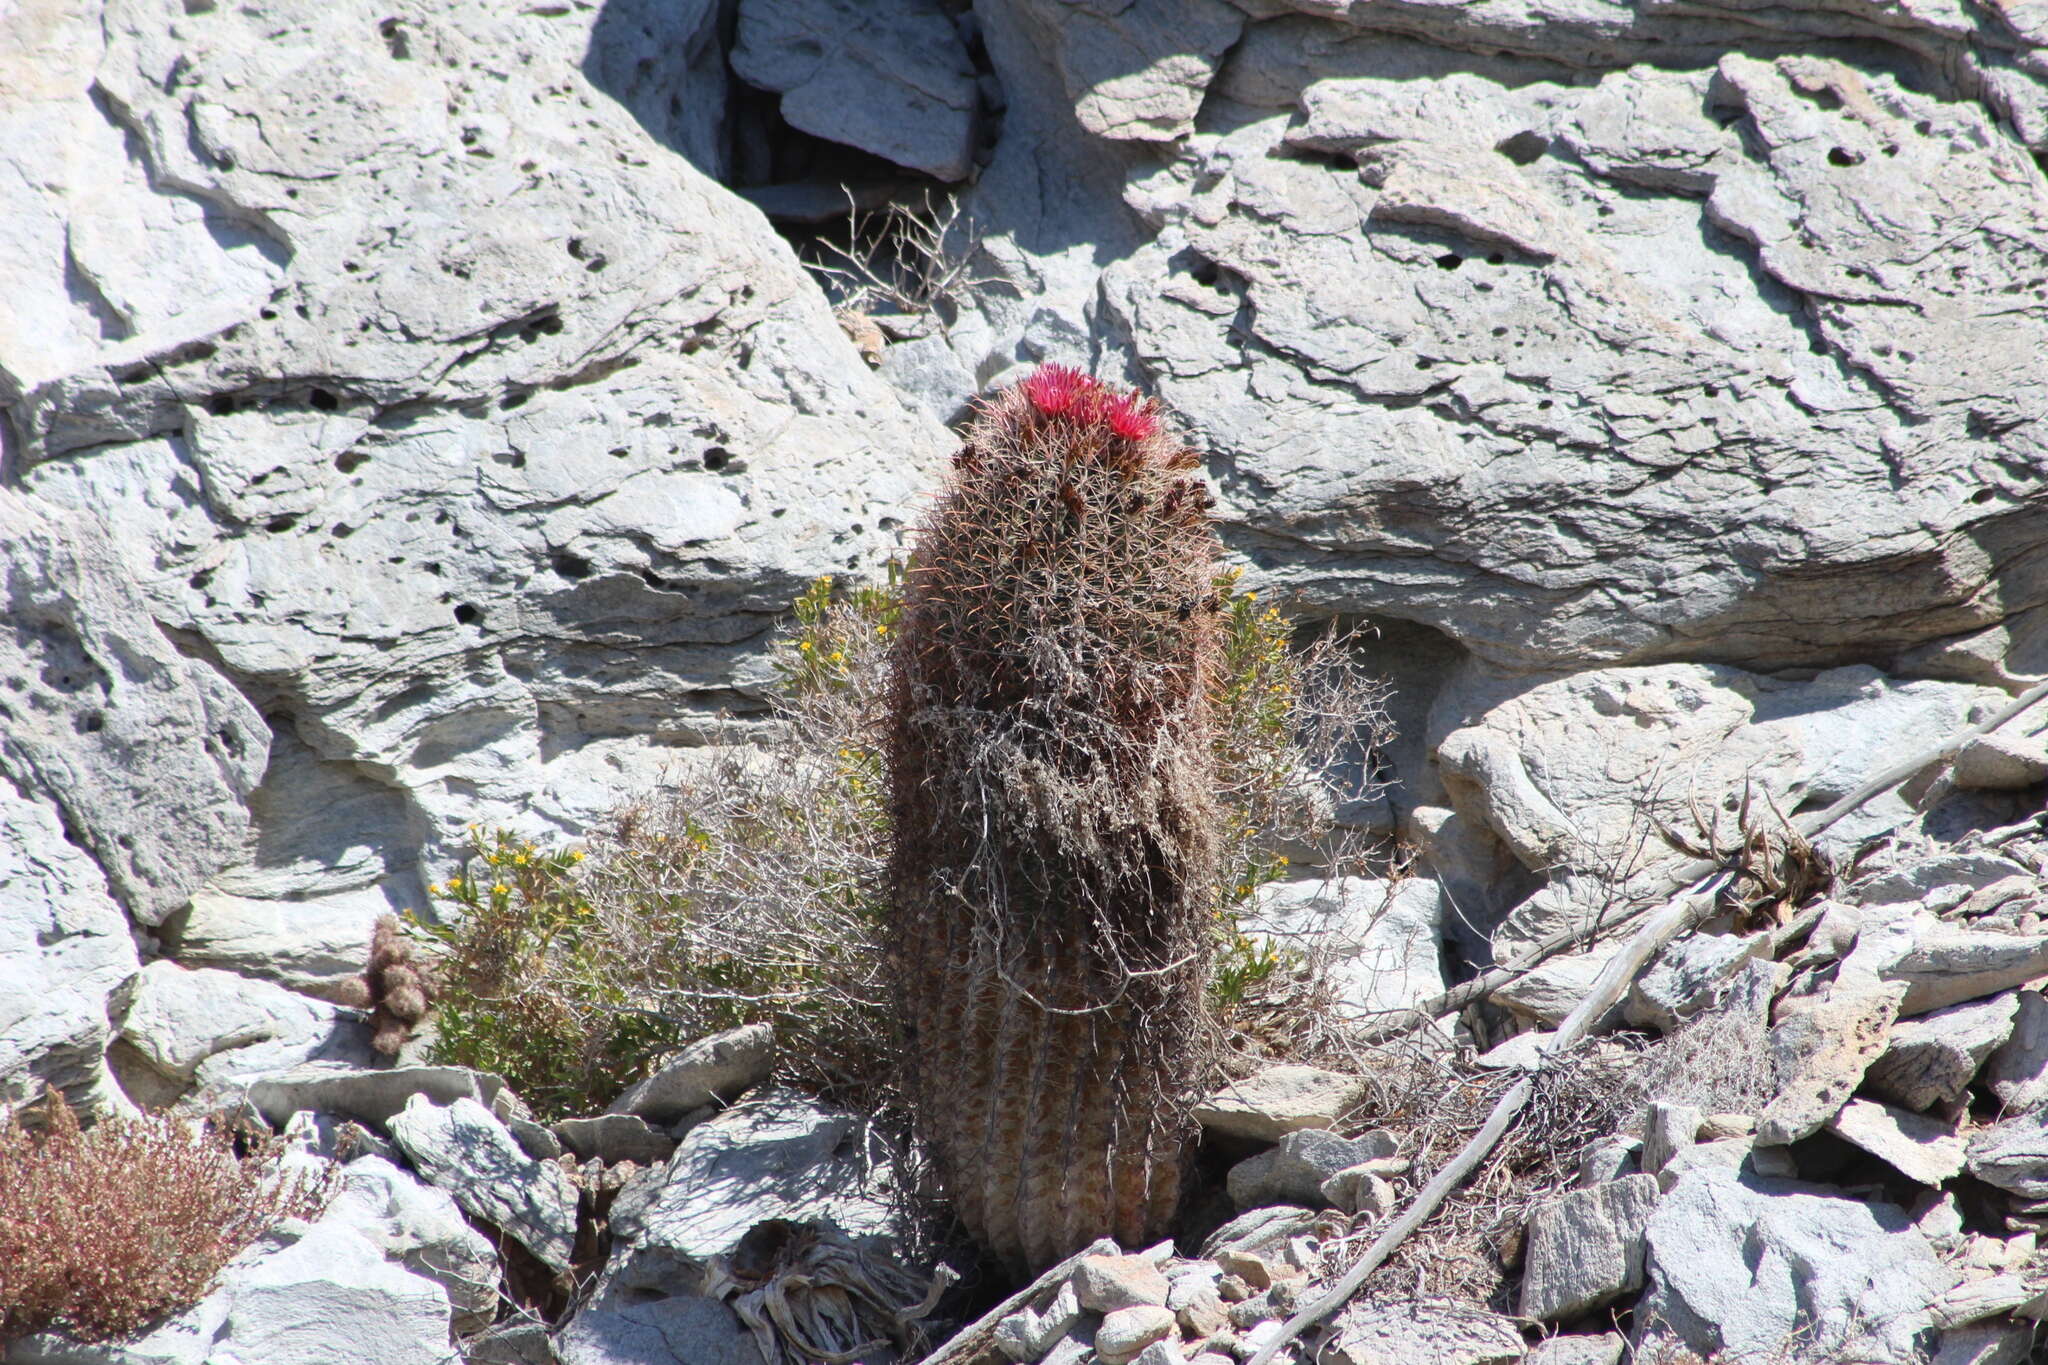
[0,1096,329,1344]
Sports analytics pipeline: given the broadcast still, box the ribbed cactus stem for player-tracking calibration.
[886,364,1222,1272]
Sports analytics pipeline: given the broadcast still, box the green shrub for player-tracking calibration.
[419,562,1385,1121]
[0,1097,328,1345]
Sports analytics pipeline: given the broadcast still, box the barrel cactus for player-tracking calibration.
[885,364,1223,1271]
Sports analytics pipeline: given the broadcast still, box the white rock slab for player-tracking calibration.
[387,1095,579,1273]
[1826,1099,1968,1186]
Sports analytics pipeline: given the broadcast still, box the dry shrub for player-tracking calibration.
[0,1096,329,1344]
[425,562,1393,1123]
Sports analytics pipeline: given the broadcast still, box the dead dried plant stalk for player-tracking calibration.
[813,187,1009,326]
[0,1097,329,1344]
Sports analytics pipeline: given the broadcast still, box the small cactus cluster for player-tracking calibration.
[886,364,1223,1272]
[336,914,442,1056]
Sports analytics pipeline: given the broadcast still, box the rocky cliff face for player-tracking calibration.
[3,0,2048,1360]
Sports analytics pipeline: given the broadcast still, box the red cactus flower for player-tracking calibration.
[1021,363,1094,417]
[1099,389,1159,441]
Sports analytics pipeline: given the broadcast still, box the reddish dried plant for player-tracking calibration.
[0,1096,329,1344]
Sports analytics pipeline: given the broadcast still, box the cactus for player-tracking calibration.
[336,914,442,1056]
[885,364,1222,1272]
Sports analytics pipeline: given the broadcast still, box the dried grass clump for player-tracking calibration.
[0,1097,328,1345]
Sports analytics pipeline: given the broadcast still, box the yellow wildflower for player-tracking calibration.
[492,882,509,895]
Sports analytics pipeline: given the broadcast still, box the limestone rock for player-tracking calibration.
[557,1295,758,1365]
[1626,932,1772,1034]
[324,1154,502,1335]
[2,0,948,918]
[249,1062,509,1131]
[1986,990,2048,1113]
[1493,947,1617,1028]
[1952,732,2048,791]
[1966,1106,2048,1199]
[1325,1300,1524,1365]
[1638,1165,1960,1364]
[731,0,978,181]
[1527,1335,1625,1365]
[386,1094,580,1274]
[1640,1102,1702,1177]
[1074,1254,1172,1312]
[1883,928,2048,1016]
[1095,45,2048,679]
[1095,1305,1176,1365]
[1228,1128,1395,1211]
[554,1113,678,1166]
[11,1219,457,1365]
[1866,992,2020,1110]
[1520,1174,1658,1322]
[603,1087,900,1297]
[1241,876,1446,1019]
[0,771,139,1118]
[605,1022,775,1124]
[1193,1066,1366,1142]
[1757,981,1906,1146]
[0,490,266,926]
[113,960,372,1101]
[1825,1099,1968,1186]
[163,887,392,1003]
[1438,665,2004,957]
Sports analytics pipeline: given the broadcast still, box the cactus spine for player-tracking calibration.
[886,365,1222,1272]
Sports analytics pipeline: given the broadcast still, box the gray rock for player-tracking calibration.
[4,0,946,926]
[162,887,390,1002]
[1825,1099,1968,1187]
[1853,853,2044,909]
[1001,0,1243,142]
[1228,1128,1396,1210]
[1527,1334,1625,1365]
[606,1023,775,1125]
[1448,666,2004,958]
[1626,932,1771,1034]
[557,1295,756,1365]
[1884,929,2048,1017]
[1074,1254,1172,1312]
[1193,1066,1367,1143]
[1576,1137,1642,1188]
[1757,981,1906,1146]
[1095,1305,1176,1365]
[0,490,267,927]
[386,1095,580,1274]
[1518,1174,1659,1322]
[1324,1300,1524,1365]
[248,1062,509,1131]
[879,333,979,426]
[1933,1323,2035,1365]
[604,1087,900,1296]
[1966,1106,2048,1199]
[731,0,978,181]
[1129,1340,1189,1365]
[1866,992,2020,1110]
[1240,876,1447,1019]
[1640,1102,1702,1177]
[1985,990,2048,1113]
[1320,1165,1398,1219]
[554,1113,677,1166]
[325,1154,502,1335]
[1952,732,2048,791]
[1491,947,1618,1028]
[0,771,139,1118]
[463,1321,559,1365]
[10,1219,456,1365]
[1637,1165,1960,1365]
[1100,40,2048,680]
[113,960,373,1101]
